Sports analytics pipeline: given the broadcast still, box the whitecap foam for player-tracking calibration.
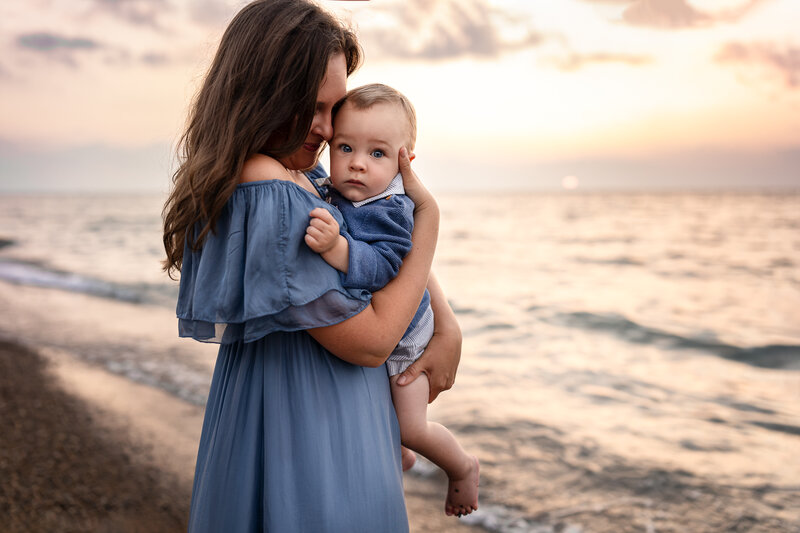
[0,258,175,307]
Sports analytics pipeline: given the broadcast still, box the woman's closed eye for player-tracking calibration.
[370,149,385,159]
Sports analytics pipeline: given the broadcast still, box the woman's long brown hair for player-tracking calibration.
[162,0,361,278]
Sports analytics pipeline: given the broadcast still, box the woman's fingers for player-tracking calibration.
[398,147,416,184]
[396,355,448,403]
[396,358,424,386]
[398,147,434,208]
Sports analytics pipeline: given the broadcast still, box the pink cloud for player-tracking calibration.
[716,42,800,89]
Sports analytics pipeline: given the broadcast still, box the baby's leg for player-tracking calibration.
[390,374,479,516]
[400,446,416,471]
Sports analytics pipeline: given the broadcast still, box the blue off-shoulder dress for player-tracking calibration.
[176,170,409,532]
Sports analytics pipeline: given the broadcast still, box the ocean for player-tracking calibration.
[0,190,798,532]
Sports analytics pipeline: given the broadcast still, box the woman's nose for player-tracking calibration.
[311,112,333,141]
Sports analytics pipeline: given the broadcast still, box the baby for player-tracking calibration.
[304,83,479,517]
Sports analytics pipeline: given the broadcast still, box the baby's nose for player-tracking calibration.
[350,156,366,171]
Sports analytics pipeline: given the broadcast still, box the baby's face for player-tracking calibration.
[329,101,409,202]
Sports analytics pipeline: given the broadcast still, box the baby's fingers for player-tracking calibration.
[304,229,326,252]
[308,217,329,231]
[304,232,319,250]
[309,207,334,223]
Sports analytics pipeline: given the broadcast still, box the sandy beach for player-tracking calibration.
[0,332,484,533]
[0,340,188,533]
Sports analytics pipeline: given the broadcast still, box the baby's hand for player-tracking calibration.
[305,207,340,253]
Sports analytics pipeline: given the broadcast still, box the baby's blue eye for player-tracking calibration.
[340,144,352,153]
[371,150,384,159]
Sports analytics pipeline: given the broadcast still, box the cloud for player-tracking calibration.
[141,52,170,66]
[17,33,101,52]
[715,42,800,89]
[13,30,173,70]
[90,0,172,29]
[187,0,237,27]
[622,0,707,27]
[580,0,767,29]
[357,0,545,60]
[15,32,102,67]
[551,52,652,71]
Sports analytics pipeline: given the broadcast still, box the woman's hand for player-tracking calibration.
[394,154,454,400]
[396,322,461,403]
[396,273,461,402]
[398,147,435,213]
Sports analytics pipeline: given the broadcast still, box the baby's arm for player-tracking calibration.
[306,207,349,273]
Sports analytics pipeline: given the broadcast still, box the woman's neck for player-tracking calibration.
[240,154,320,198]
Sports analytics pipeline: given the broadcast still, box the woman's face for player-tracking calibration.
[280,54,347,171]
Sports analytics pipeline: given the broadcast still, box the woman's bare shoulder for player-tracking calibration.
[240,154,290,184]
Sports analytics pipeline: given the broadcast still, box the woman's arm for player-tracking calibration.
[307,148,438,366]
[396,272,462,402]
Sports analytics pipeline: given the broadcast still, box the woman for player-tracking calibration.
[161,1,461,531]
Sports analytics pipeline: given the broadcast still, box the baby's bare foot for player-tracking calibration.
[445,455,479,517]
[401,446,416,471]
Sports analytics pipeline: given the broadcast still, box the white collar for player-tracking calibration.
[351,173,405,208]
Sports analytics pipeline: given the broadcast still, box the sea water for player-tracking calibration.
[1,190,798,532]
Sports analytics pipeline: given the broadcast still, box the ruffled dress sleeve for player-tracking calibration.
[176,179,371,344]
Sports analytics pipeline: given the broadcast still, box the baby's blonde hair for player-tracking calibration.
[336,83,417,150]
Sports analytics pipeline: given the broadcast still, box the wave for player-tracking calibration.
[571,255,644,267]
[0,258,176,307]
[550,311,800,370]
[408,456,581,533]
[558,236,637,245]
[746,421,800,437]
[458,503,562,532]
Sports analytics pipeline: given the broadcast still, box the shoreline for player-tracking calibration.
[0,339,189,532]
[0,337,485,533]
[2,278,798,532]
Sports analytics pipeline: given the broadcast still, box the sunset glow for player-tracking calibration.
[1,0,798,192]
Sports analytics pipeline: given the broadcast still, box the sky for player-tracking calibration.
[0,0,798,193]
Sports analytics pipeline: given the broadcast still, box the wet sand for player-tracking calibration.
[0,338,483,533]
[0,340,188,533]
